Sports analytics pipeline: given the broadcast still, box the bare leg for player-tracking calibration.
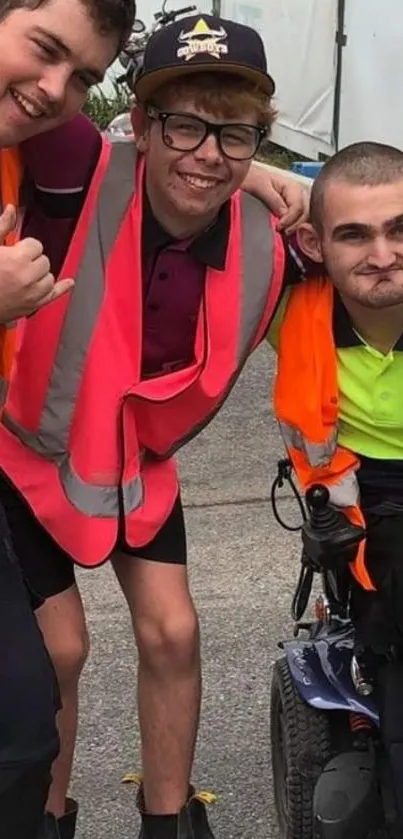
[36,584,89,817]
[113,555,200,814]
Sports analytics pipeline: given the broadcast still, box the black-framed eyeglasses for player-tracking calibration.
[147,106,267,161]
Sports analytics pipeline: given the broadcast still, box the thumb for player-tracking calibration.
[0,204,17,243]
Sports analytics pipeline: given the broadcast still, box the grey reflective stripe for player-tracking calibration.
[59,457,120,516]
[279,420,338,469]
[121,474,144,515]
[2,141,143,519]
[238,192,274,360]
[60,457,143,517]
[39,141,138,456]
[3,409,143,516]
[2,409,61,458]
[328,473,360,508]
[0,376,8,406]
[278,419,360,507]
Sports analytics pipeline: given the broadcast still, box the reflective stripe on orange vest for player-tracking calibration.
[0,136,286,566]
[0,147,23,394]
[274,277,375,592]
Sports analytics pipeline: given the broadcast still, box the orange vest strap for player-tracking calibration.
[275,278,375,592]
[0,147,23,382]
[0,147,22,243]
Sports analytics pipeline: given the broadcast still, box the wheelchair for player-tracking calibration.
[269,461,403,839]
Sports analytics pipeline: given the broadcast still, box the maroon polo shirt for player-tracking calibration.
[141,197,229,377]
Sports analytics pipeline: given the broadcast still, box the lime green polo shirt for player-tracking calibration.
[269,289,403,460]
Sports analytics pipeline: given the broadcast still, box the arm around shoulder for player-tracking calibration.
[241,162,309,234]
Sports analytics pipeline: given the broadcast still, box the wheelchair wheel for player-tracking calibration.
[270,656,332,839]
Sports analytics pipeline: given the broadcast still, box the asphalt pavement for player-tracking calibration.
[72,344,304,839]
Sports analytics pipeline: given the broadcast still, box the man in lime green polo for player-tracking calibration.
[270,139,403,668]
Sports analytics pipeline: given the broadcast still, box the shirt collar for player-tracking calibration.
[333,288,403,350]
[142,192,230,270]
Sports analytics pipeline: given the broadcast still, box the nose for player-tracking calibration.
[37,65,70,107]
[367,236,397,269]
[194,132,224,165]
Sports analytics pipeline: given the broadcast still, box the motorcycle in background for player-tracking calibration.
[107,0,197,137]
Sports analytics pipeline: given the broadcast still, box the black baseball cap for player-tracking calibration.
[134,14,275,103]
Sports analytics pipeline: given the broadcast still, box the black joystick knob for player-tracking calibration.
[301,483,365,571]
[306,484,330,509]
[305,484,342,532]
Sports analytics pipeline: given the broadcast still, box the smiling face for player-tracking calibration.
[137,94,255,234]
[134,74,273,236]
[0,0,119,145]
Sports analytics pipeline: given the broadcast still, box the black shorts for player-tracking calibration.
[0,472,187,604]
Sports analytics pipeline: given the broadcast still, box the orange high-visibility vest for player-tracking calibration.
[274,277,374,592]
[0,136,286,567]
[0,147,23,384]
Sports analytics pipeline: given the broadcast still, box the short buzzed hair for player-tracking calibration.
[310,141,403,234]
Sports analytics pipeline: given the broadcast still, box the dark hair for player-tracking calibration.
[310,141,403,233]
[0,0,135,50]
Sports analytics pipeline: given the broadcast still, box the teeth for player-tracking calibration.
[180,173,218,189]
[11,89,43,118]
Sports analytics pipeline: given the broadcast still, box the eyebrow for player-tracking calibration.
[31,26,104,83]
[332,213,403,239]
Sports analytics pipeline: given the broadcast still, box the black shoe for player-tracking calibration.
[39,799,78,839]
[137,787,216,839]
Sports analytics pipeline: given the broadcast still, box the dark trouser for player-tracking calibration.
[350,506,403,829]
[0,760,53,839]
[350,506,403,653]
[0,503,60,839]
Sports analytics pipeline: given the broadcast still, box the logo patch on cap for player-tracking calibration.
[177,18,228,61]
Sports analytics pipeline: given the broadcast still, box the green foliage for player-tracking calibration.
[257,140,303,170]
[83,82,133,129]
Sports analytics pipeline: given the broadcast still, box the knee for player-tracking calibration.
[135,605,199,672]
[48,627,90,690]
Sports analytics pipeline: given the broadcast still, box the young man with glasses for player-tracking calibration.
[0,4,308,835]
[0,14,312,839]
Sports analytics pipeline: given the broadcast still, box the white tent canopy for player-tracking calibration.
[103,0,403,160]
[217,0,403,159]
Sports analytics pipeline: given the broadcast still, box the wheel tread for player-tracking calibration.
[270,656,332,839]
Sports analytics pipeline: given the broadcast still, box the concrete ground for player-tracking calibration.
[73,345,304,838]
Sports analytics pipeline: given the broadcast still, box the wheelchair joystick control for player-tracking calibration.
[305,485,341,531]
[302,483,365,572]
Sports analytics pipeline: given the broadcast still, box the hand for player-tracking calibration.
[0,204,74,323]
[268,171,310,234]
[241,163,310,235]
